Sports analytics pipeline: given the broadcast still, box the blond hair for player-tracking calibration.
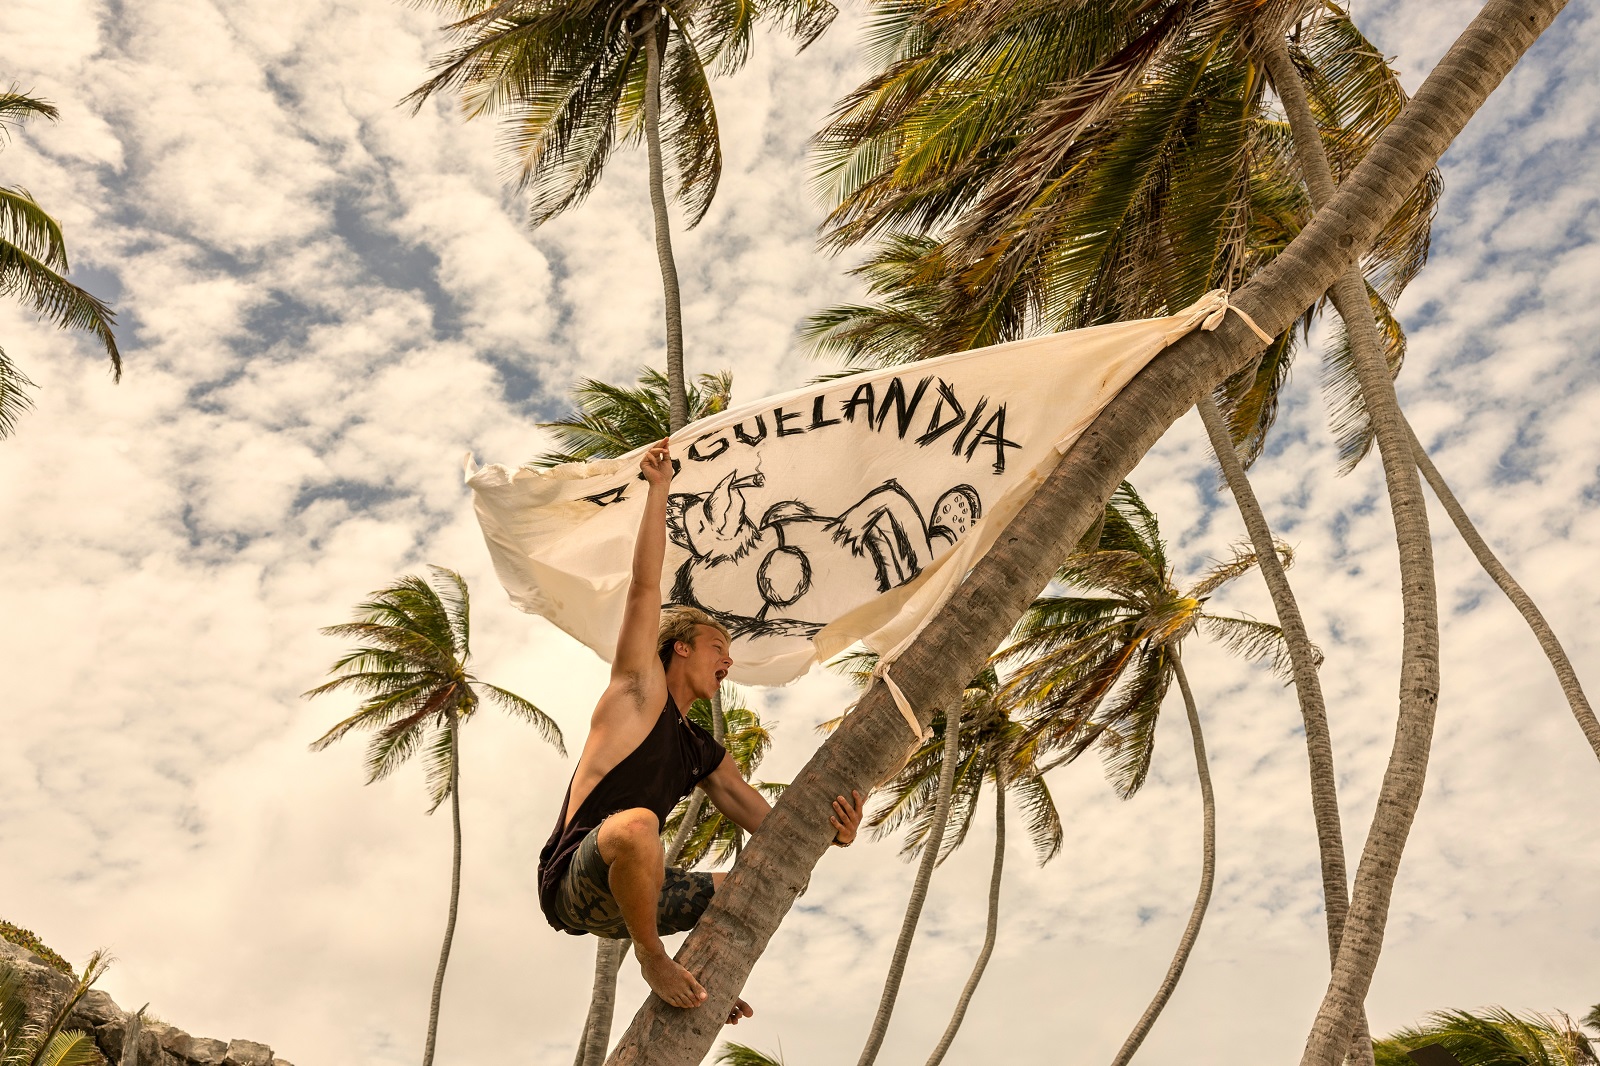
[657,605,731,670]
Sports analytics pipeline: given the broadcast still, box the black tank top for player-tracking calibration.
[537,695,727,934]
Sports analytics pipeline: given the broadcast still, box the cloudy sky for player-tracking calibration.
[1,1,1597,1064]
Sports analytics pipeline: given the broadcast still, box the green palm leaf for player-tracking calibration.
[0,345,36,438]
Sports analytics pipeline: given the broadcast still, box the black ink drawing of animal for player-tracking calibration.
[665,470,981,638]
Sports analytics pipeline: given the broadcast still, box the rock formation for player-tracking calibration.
[0,941,294,1066]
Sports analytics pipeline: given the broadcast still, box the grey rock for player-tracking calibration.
[75,989,123,1027]
[270,1060,294,1066]
[222,1040,274,1066]
[170,1033,230,1065]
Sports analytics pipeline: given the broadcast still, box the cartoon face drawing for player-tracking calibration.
[665,472,982,639]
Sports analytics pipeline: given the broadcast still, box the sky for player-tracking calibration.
[0,1,1597,1064]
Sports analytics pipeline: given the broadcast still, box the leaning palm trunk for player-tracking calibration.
[577,692,727,1066]
[922,771,1005,1066]
[1404,418,1600,763]
[643,18,689,433]
[856,701,962,1066]
[1196,396,1374,1066]
[1264,29,1454,1066]
[1108,658,1215,1065]
[603,8,1564,1061]
[421,709,463,1066]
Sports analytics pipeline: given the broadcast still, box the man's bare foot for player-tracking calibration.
[725,998,753,1026]
[638,947,706,1009]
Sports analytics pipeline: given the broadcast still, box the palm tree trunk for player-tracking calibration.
[1195,396,1375,1066]
[922,770,1004,1066]
[576,939,633,1066]
[1404,417,1600,763]
[421,709,462,1066]
[1108,657,1215,1065]
[1262,29,1456,1066]
[856,701,962,1066]
[642,16,689,433]
[602,8,1565,1062]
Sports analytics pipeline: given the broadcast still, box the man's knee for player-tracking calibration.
[598,808,662,864]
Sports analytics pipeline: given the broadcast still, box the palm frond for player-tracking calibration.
[716,1041,787,1066]
[0,186,67,269]
[0,89,60,132]
[1188,538,1292,599]
[0,344,37,439]
[536,367,734,465]
[477,681,567,755]
[1198,612,1303,679]
[1322,279,1405,474]
[426,564,472,659]
[422,714,459,813]
[0,240,120,375]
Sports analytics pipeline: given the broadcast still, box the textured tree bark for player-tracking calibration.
[855,701,962,1066]
[1405,417,1600,763]
[604,5,1567,1061]
[1196,396,1375,1066]
[576,940,631,1066]
[421,710,462,1066]
[922,773,1005,1066]
[1259,9,1574,1061]
[643,18,689,434]
[1108,658,1215,1066]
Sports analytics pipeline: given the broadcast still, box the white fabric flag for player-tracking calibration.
[467,291,1259,689]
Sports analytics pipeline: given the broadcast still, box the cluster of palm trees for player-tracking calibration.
[309,0,1594,1062]
[571,1,1593,1063]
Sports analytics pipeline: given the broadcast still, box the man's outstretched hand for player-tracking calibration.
[641,438,674,488]
[830,789,865,847]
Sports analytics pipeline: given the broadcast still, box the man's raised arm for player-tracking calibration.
[611,438,674,684]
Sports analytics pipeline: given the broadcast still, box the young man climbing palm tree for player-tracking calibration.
[538,439,864,1021]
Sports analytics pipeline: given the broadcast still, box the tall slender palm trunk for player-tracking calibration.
[1404,418,1600,763]
[922,770,1005,1066]
[1195,396,1374,1065]
[1108,658,1215,1066]
[856,703,962,1066]
[574,32,700,1064]
[1262,30,1452,1066]
[421,709,463,1066]
[603,8,1565,1062]
[643,18,689,432]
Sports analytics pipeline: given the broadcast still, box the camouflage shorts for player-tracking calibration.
[553,824,716,939]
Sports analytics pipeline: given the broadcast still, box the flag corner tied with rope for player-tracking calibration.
[467,291,1258,701]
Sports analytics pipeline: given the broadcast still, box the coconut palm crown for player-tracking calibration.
[406,0,837,229]
[1000,481,1297,795]
[305,565,563,810]
[1373,1007,1599,1066]
[535,367,732,467]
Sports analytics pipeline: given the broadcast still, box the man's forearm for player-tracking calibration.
[630,481,670,590]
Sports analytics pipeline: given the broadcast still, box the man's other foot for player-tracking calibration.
[639,948,707,1009]
[725,998,754,1026]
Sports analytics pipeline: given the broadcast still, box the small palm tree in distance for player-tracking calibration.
[1000,481,1296,1065]
[305,565,563,1066]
